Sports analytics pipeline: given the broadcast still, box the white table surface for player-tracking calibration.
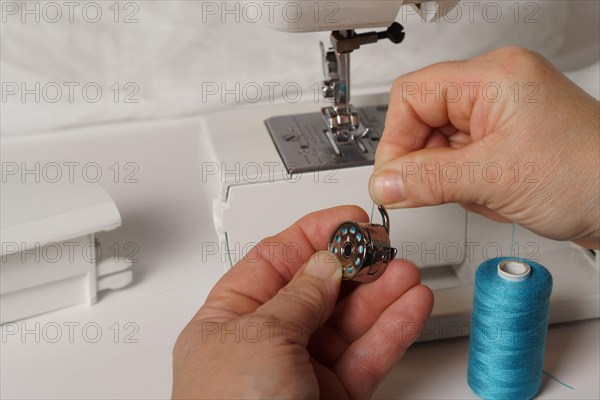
[1,116,598,399]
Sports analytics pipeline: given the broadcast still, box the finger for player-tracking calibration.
[196,206,369,322]
[253,251,342,342]
[370,144,493,208]
[333,285,434,399]
[375,60,478,170]
[311,359,350,400]
[377,47,547,173]
[309,260,422,366]
[425,129,450,149]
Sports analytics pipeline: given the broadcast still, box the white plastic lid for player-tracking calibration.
[1,181,121,256]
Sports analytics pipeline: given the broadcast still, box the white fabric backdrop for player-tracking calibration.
[1,0,598,136]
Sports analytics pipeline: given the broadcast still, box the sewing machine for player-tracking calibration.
[201,0,599,340]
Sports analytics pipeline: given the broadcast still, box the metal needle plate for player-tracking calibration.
[265,105,387,174]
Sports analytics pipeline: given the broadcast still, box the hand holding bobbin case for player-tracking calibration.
[328,205,397,282]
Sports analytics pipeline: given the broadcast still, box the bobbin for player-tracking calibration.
[328,205,397,282]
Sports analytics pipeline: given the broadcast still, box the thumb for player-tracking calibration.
[254,251,342,343]
[369,146,489,208]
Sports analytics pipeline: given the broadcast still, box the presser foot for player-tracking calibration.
[321,105,370,144]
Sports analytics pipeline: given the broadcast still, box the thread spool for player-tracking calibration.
[468,257,553,399]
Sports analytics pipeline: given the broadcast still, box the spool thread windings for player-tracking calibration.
[468,257,553,399]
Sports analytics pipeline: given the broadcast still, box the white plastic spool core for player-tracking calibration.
[498,260,531,282]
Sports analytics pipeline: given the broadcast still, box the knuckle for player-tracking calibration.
[433,60,458,70]
[172,327,193,362]
[488,46,545,77]
[492,45,531,58]
[391,76,403,89]
[391,76,409,98]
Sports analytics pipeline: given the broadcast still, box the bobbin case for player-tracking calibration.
[328,206,397,282]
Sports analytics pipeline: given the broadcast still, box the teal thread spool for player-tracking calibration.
[468,257,553,399]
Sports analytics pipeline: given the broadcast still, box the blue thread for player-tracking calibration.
[511,223,516,257]
[468,257,553,400]
[542,371,575,390]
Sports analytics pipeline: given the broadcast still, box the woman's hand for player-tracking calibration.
[370,47,599,248]
[173,206,433,399]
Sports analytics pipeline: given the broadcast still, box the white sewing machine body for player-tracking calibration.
[201,92,600,340]
[201,0,599,340]
[258,0,455,32]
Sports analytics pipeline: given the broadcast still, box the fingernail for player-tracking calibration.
[303,251,342,281]
[370,172,405,204]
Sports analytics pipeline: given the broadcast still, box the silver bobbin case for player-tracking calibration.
[328,206,397,282]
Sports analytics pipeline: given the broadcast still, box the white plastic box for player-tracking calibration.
[1,181,132,324]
